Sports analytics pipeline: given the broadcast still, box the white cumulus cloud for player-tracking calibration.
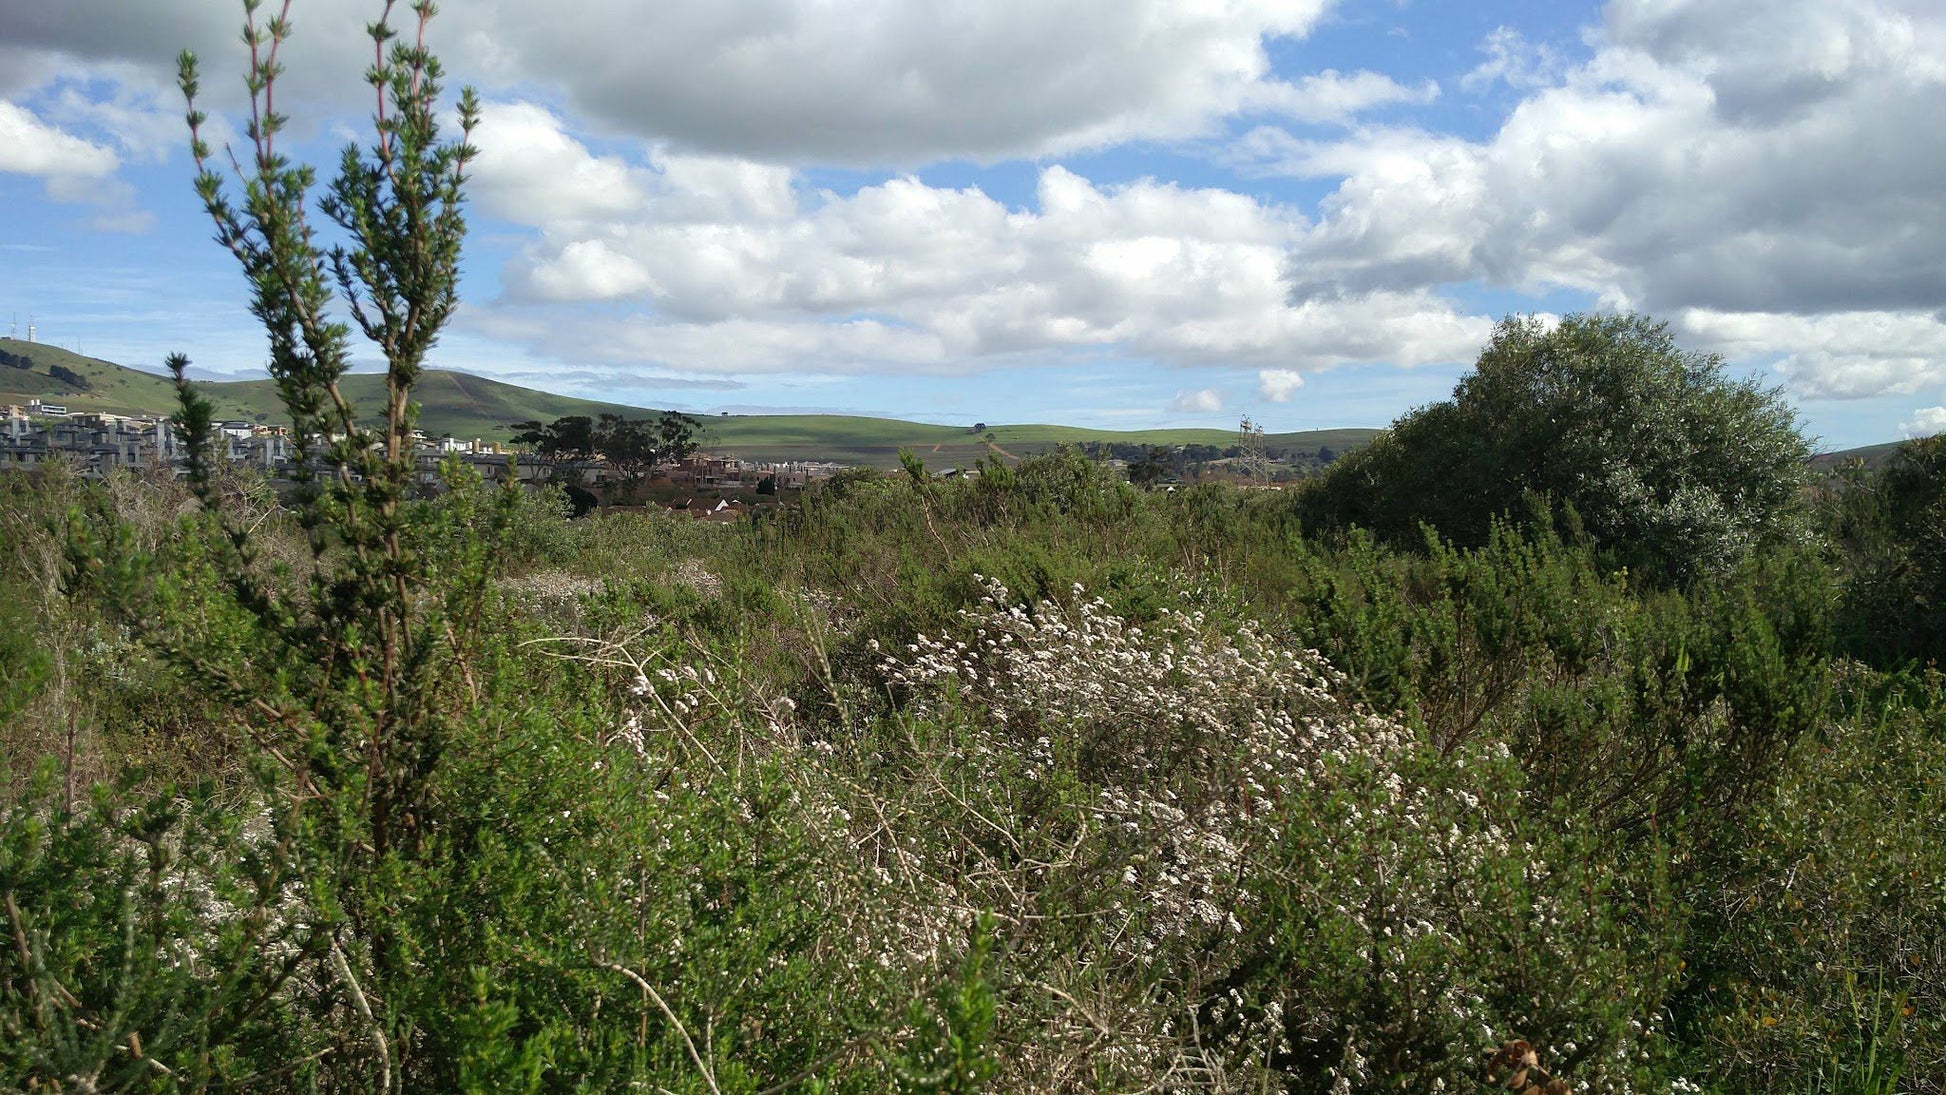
[9,0,1939,421]
[1256,69,1439,124]
[468,102,652,225]
[0,97,148,229]
[0,100,116,181]
[0,0,1337,164]
[1902,406,1946,437]
[481,106,1492,379]
[1676,309,1946,398]
[1461,27,1565,93]
[1236,0,1946,401]
[1169,388,1225,413]
[1258,368,1305,402]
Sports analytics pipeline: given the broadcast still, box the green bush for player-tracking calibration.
[1301,313,1813,583]
[1821,434,1946,665]
[0,767,316,1089]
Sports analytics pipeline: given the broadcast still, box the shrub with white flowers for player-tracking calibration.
[864,577,1670,1091]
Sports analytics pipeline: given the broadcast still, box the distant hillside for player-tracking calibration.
[294,370,656,442]
[0,339,668,442]
[0,338,1378,464]
[704,417,1378,468]
[0,339,184,416]
[1807,441,1908,470]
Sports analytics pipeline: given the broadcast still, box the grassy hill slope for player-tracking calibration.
[1807,441,1908,470]
[15,337,1917,471]
[0,339,663,441]
[293,370,654,442]
[0,339,185,417]
[703,415,1377,467]
[0,339,1381,464]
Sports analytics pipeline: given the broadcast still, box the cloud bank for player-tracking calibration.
[1,0,1941,415]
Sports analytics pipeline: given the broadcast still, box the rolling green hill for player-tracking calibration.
[0,339,184,416]
[0,339,652,441]
[703,415,1377,468]
[0,338,1380,465]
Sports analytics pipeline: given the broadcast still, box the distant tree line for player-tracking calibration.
[0,350,92,391]
[47,364,90,391]
[1084,440,1342,489]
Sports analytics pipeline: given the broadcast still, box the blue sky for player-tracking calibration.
[2,0,1944,448]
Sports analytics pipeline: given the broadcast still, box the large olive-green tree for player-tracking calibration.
[1301,313,1812,581]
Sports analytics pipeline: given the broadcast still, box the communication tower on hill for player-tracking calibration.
[1237,414,1269,487]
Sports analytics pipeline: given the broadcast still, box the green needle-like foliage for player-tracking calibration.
[173,0,483,863]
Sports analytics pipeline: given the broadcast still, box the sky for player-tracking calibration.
[1,0,1943,449]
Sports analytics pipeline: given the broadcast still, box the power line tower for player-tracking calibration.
[1237,414,1269,487]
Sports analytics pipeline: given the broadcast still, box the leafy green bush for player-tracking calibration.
[1301,313,1813,583]
[1265,514,1832,848]
[0,766,316,1089]
[0,581,50,728]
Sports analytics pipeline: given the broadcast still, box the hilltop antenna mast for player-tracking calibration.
[8,314,14,339]
[25,315,35,343]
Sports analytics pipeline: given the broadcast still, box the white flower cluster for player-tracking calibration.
[868,578,1621,1090]
[877,576,1403,788]
[493,570,603,626]
[615,661,718,757]
[667,558,723,600]
[577,576,1643,1090]
[872,579,1417,1020]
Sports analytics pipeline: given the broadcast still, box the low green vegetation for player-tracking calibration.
[2,5,1941,1092]
[7,424,1943,1092]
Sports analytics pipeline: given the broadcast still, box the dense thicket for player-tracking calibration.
[3,439,1942,1092]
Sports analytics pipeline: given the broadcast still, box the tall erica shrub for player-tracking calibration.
[18,2,508,1086]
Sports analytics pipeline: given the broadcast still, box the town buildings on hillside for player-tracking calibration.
[0,404,846,494]
[3,405,187,473]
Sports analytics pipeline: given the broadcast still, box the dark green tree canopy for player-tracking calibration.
[1301,313,1812,581]
[47,364,91,390]
[1128,445,1173,490]
[510,414,596,461]
[510,410,703,477]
